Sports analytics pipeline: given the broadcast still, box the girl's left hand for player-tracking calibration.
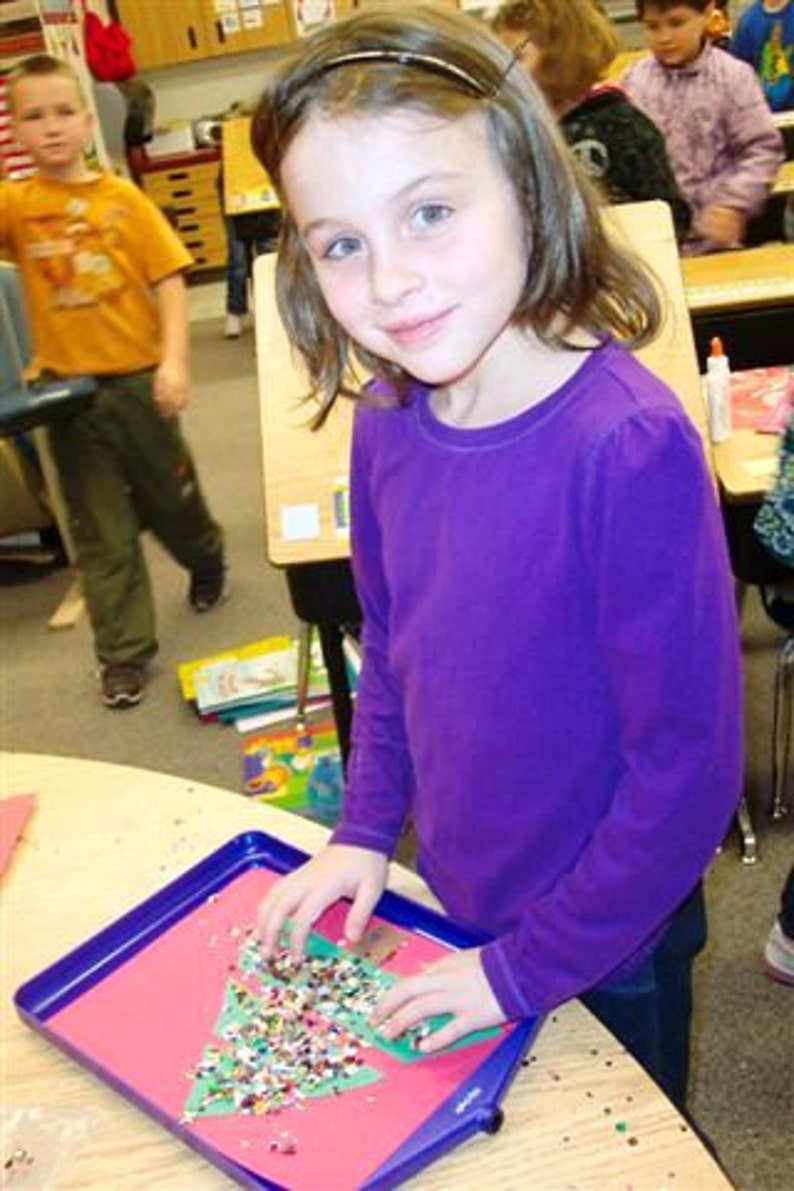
[154,357,190,418]
[371,948,505,1054]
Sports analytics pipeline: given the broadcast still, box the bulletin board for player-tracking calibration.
[15,831,539,1190]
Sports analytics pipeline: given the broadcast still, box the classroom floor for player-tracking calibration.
[1,314,791,1191]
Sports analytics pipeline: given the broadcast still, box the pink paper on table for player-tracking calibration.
[0,793,36,875]
[729,366,793,433]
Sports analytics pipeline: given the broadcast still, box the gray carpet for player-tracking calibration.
[1,319,791,1189]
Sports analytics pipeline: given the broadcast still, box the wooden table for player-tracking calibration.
[221,117,279,217]
[681,243,794,372]
[1,753,733,1191]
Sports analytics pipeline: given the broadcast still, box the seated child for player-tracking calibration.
[623,0,784,253]
[492,0,691,240]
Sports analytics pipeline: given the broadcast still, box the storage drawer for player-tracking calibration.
[141,161,220,203]
[183,233,226,270]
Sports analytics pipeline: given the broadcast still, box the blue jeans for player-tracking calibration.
[582,883,707,1110]
[224,217,273,317]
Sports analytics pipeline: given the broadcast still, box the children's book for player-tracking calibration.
[242,719,343,827]
[195,647,298,716]
[177,636,293,704]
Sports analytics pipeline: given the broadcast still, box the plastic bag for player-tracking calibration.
[83,10,135,83]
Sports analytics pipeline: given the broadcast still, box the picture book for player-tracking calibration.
[195,648,298,716]
[242,719,343,826]
[177,636,294,704]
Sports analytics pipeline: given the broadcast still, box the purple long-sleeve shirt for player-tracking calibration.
[622,42,783,254]
[331,341,742,1019]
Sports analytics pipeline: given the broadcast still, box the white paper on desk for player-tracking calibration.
[280,503,321,541]
[744,458,778,478]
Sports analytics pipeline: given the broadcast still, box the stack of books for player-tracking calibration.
[177,635,342,732]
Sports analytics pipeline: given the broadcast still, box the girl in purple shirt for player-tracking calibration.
[252,4,742,1108]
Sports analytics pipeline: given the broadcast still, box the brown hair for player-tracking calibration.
[635,0,712,15]
[7,53,85,112]
[491,0,620,111]
[251,3,661,425]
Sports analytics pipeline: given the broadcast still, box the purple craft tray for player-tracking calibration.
[14,830,541,1189]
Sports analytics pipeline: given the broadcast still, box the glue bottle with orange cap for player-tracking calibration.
[706,336,731,444]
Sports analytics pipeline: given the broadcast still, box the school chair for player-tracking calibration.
[723,503,794,850]
[286,561,361,763]
[771,632,794,821]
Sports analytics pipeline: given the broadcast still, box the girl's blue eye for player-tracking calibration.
[323,235,364,261]
[412,203,452,230]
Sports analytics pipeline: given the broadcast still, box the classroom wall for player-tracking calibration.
[140,51,282,125]
[133,1,653,125]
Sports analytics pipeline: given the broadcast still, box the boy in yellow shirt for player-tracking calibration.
[0,55,226,708]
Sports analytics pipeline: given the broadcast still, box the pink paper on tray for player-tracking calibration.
[0,794,36,876]
[48,868,509,1190]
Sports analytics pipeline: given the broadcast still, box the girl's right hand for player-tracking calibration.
[257,843,389,962]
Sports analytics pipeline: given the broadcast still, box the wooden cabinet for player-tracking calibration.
[114,1,208,70]
[139,156,227,271]
[116,0,293,71]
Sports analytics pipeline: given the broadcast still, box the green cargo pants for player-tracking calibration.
[48,371,223,665]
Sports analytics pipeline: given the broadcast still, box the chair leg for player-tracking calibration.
[294,620,314,731]
[772,636,794,820]
[735,794,758,864]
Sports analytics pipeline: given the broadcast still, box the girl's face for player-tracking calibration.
[641,4,714,69]
[281,107,529,393]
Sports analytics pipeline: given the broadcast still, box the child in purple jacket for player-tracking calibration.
[623,0,783,253]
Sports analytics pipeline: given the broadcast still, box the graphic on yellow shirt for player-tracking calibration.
[25,197,128,309]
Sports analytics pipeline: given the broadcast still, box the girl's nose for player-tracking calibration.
[368,249,421,306]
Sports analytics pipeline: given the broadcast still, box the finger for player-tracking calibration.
[343,880,380,945]
[257,879,308,954]
[378,990,449,1042]
[371,974,431,1025]
[417,1013,473,1054]
[287,884,340,960]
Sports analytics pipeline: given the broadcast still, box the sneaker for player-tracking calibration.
[224,314,243,339]
[100,662,145,709]
[189,557,228,612]
[763,920,794,986]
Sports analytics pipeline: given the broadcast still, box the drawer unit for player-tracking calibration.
[140,157,225,272]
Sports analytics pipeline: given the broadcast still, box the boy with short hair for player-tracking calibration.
[0,55,226,709]
[732,0,794,111]
[623,1,783,253]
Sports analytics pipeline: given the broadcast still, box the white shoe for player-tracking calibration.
[763,920,794,986]
[224,314,243,339]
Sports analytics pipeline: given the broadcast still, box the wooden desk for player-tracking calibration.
[682,243,794,371]
[772,160,794,195]
[1,753,733,1191]
[711,429,780,502]
[221,116,278,217]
